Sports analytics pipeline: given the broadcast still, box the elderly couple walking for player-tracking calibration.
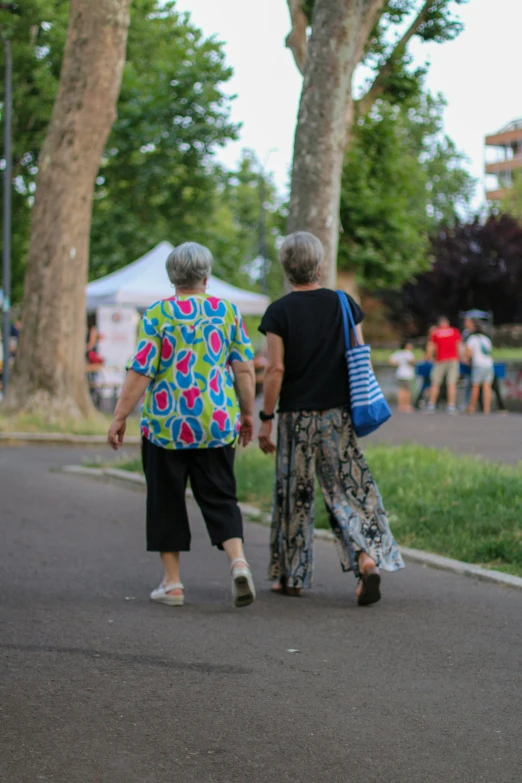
[108,232,404,608]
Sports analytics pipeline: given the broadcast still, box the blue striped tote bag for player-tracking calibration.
[336,290,391,437]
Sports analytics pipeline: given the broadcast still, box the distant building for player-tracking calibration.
[485,118,522,200]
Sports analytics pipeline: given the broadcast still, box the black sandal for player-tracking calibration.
[357,567,381,606]
[271,577,302,597]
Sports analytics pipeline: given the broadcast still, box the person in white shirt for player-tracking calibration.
[389,341,416,413]
[465,323,494,414]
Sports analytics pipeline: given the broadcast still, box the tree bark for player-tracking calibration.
[285,0,309,75]
[3,0,131,418]
[286,0,386,289]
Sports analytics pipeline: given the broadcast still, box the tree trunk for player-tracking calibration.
[286,0,385,289]
[3,0,130,418]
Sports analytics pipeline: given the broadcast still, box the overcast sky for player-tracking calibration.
[175,0,522,209]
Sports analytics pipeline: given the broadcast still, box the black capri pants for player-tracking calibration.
[142,437,243,552]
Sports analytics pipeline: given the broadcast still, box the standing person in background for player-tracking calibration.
[460,316,475,410]
[462,317,507,414]
[414,325,435,409]
[465,322,494,415]
[389,341,416,413]
[108,242,257,609]
[85,317,104,365]
[426,316,461,414]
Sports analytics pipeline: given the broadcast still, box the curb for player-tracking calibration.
[61,465,522,592]
[61,465,273,519]
[0,432,141,446]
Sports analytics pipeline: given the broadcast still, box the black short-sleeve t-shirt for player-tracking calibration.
[258,289,364,412]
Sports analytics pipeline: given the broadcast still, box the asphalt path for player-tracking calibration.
[1,444,521,783]
[255,396,522,463]
[366,410,522,464]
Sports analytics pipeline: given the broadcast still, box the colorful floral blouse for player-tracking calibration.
[127,296,254,450]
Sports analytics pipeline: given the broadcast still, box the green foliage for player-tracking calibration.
[297,2,470,289]
[368,0,466,57]
[1,1,241,300]
[0,1,69,301]
[305,1,467,106]
[90,0,239,279]
[385,215,522,333]
[203,150,285,297]
[339,92,475,289]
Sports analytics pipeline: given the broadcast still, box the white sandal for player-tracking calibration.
[230,559,256,608]
[150,582,184,606]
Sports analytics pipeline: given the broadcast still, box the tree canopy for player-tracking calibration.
[200,150,285,298]
[90,0,239,280]
[1,0,240,300]
[1,0,476,304]
[284,0,469,286]
[339,91,475,289]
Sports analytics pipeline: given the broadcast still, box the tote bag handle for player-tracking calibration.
[337,291,360,349]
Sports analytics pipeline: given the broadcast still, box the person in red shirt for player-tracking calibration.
[426,316,461,414]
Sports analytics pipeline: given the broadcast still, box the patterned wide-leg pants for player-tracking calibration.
[269,407,404,589]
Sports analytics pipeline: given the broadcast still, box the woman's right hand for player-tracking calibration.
[258,420,276,454]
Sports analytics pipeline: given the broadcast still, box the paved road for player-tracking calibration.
[1,445,521,783]
[255,396,522,463]
[366,410,522,463]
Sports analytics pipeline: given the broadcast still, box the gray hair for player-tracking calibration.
[279,231,323,285]
[166,242,213,288]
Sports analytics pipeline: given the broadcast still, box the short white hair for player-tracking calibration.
[279,232,323,285]
[166,242,213,288]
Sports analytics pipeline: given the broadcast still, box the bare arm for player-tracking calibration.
[425,341,436,362]
[262,333,285,415]
[259,333,285,454]
[86,326,98,351]
[108,369,151,450]
[231,359,255,446]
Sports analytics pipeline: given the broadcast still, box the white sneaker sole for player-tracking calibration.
[231,568,256,608]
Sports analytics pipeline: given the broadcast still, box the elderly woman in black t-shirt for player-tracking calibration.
[258,232,403,605]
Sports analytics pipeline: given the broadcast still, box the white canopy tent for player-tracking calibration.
[86,242,270,315]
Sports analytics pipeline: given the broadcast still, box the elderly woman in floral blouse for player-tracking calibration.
[108,242,256,609]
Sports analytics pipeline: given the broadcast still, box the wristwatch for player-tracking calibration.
[259,410,275,422]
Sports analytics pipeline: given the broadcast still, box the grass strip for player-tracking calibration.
[370,347,522,363]
[89,443,522,578]
[0,412,140,437]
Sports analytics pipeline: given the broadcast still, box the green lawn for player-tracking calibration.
[107,444,522,578]
[370,347,522,363]
[0,412,140,437]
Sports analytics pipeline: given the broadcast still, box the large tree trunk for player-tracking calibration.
[286,0,385,289]
[3,0,130,418]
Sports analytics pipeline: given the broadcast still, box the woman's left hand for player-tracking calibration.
[258,420,276,454]
[108,416,126,450]
[238,414,254,447]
